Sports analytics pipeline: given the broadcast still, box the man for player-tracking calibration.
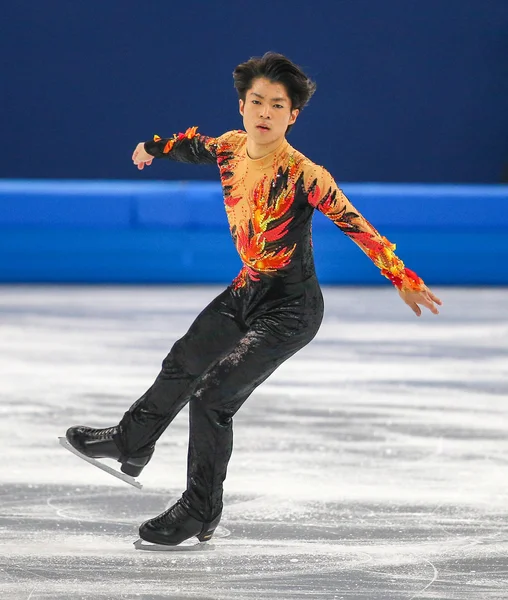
[65,52,442,546]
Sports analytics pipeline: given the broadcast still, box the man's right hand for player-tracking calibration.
[132,142,153,170]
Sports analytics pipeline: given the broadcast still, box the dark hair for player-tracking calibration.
[233,52,316,131]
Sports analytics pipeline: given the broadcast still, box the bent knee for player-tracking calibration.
[161,338,201,377]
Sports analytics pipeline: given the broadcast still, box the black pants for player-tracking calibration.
[116,276,324,520]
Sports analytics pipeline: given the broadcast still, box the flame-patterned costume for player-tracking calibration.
[116,128,426,526]
[145,128,425,293]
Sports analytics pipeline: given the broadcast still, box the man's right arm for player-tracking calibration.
[142,126,218,165]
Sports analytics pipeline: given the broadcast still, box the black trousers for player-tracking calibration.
[116,276,324,520]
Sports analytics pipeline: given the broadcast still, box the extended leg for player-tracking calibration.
[65,288,247,477]
[117,287,247,456]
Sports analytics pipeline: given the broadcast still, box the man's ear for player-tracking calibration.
[239,99,244,116]
[289,108,300,125]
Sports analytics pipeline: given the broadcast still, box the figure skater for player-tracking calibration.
[65,52,442,546]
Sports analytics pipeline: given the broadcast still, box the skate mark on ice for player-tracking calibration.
[0,555,36,598]
[0,565,21,589]
[26,583,37,600]
[45,494,134,525]
[428,501,506,562]
[58,437,143,489]
[211,525,231,539]
[5,559,53,596]
[46,496,84,522]
[408,558,438,600]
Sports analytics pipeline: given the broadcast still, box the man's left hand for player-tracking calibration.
[398,286,442,317]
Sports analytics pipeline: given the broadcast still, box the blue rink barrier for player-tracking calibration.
[0,180,507,285]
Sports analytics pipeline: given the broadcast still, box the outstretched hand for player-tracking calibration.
[132,142,153,170]
[398,286,442,317]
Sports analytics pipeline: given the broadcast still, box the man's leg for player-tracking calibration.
[182,308,323,520]
[116,287,247,457]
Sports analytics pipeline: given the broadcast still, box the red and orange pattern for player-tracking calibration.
[308,179,424,291]
[154,127,200,155]
[145,128,425,293]
[228,158,301,289]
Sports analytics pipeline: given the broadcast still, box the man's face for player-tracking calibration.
[239,77,299,146]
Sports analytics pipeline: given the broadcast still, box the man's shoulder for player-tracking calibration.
[216,129,247,149]
[287,146,330,182]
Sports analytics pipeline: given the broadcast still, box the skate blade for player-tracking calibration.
[133,538,212,552]
[133,526,230,551]
[58,437,143,490]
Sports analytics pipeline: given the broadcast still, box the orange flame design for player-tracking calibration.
[318,189,423,291]
[152,127,199,154]
[231,162,299,287]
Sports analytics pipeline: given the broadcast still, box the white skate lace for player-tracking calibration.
[89,427,117,439]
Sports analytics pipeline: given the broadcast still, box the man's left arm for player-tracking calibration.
[308,168,442,316]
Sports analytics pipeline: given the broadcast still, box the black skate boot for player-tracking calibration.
[139,499,221,546]
[65,426,152,477]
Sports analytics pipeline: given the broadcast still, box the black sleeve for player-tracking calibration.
[143,127,218,165]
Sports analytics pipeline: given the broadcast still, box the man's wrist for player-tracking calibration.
[143,140,159,157]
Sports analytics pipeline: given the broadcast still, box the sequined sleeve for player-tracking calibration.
[144,126,218,165]
[307,167,425,292]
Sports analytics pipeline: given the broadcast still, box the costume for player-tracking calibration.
[65,127,425,544]
[112,128,424,523]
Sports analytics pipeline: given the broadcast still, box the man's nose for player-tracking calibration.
[259,105,270,118]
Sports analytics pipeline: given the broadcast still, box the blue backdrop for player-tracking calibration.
[3,1,508,183]
[1,180,507,285]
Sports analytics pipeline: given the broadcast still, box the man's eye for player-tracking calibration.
[274,104,283,109]
[252,100,260,104]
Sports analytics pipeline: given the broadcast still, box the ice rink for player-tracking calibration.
[0,285,507,600]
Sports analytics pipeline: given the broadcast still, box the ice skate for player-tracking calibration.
[58,426,153,490]
[135,499,221,549]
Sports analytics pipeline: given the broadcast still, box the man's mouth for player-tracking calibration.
[256,124,270,131]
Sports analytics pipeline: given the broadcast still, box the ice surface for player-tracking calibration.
[0,285,507,599]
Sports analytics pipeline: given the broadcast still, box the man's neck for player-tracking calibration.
[246,136,286,160]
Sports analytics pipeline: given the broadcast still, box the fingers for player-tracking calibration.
[136,160,152,170]
[424,290,441,314]
[132,143,142,163]
[409,302,421,317]
[132,143,152,168]
[400,288,441,317]
[402,291,439,317]
[423,286,443,306]
[133,151,152,170]
[423,299,439,315]
[420,295,439,315]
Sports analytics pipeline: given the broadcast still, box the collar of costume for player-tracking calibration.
[245,138,290,171]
